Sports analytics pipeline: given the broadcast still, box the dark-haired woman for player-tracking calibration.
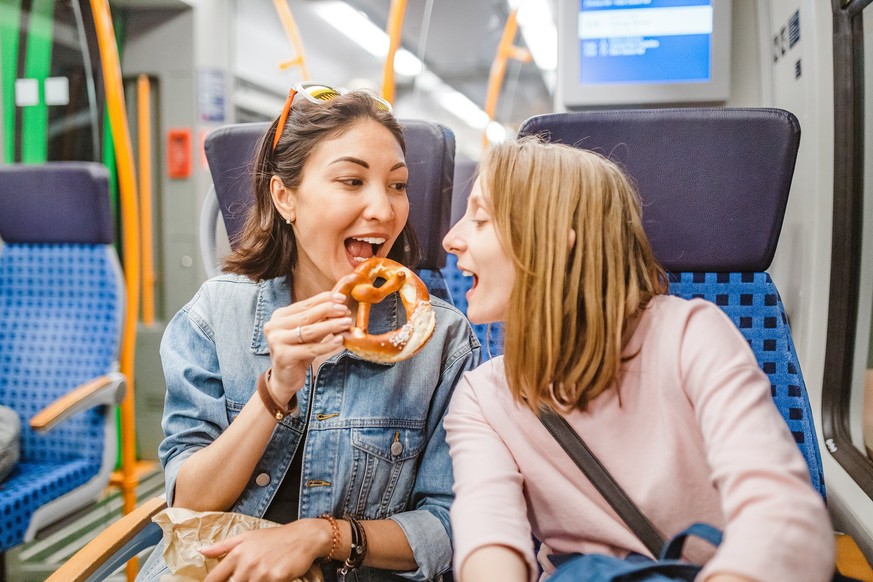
[138,88,479,582]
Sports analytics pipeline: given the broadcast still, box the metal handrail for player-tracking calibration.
[382,0,407,104]
[137,74,156,326]
[274,0,310,80]
[482,9,531,150]
[88,1,142,578]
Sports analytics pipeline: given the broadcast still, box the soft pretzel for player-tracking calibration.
[332,258,435,363]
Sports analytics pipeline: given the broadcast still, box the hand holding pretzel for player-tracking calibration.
[332,258,436,363]
[262,291,352,404]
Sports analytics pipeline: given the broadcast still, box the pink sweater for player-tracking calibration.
[445,295,834,581]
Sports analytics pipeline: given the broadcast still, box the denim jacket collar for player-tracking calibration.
[250,276,400,366]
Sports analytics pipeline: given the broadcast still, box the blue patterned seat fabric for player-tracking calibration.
[0,245,120,550]
[0,163,122,551]
[668,272,824,494]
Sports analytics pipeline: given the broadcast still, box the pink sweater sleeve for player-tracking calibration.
[678,301,834,581]
[445,371,539,582]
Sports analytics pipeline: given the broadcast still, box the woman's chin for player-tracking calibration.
[467,308,500,327]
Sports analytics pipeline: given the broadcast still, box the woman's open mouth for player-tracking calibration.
[460,268,478,295]
[345,236,386,264]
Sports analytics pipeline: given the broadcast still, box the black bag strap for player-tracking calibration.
[539,407,666,557]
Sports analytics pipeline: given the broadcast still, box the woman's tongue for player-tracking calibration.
[345,238,375,263]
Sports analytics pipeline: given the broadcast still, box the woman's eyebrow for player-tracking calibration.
[328,158,407,172]
[330,156,368,168]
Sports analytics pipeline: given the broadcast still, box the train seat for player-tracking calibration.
[199,119,456,302]
[0,164,126,561]
[518,108,824,496]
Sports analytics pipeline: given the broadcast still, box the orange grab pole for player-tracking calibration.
[382,0,407,104]
[138,74,155,326]
[273,0,310,80]
[482,9,531,150]
[89,0,141,532]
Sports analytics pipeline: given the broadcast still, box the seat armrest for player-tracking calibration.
[47,496,167,582]
[29,372,126,432]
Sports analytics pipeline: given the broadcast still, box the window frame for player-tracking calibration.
[823,0,873,498]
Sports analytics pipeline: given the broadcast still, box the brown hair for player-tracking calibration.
[223,92,420,281]
[483,137,667,412]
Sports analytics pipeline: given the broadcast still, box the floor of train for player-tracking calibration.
[6,467,165,581]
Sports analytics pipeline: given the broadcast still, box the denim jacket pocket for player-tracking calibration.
[346,425,425,519]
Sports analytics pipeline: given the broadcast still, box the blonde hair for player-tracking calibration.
[483,137,667,411]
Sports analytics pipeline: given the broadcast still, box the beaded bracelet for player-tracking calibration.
[319,514,340,561]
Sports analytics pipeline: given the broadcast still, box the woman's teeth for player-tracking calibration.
[354,236,387,245]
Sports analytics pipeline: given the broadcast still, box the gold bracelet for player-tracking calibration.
[320,514,340,561]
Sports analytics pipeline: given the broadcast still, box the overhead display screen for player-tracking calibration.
[557,0,729,107]
[578,0,713,85]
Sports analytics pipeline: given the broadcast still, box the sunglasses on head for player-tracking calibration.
[272,82,394,153]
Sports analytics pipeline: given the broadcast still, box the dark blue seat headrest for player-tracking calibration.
[204,119,455,270]
[451,160,478,225]
[0,162,114,244]
[517,108,800,272]
[203,123,266,247]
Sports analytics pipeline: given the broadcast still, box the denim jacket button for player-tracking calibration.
[390,441,403,457]
[255,472,271,486]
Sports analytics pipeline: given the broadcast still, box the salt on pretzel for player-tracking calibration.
[332,258,435,363]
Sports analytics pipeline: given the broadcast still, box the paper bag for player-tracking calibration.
[153,507,324,582]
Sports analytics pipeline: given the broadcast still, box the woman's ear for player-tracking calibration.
[270,175,295,223]
[568,228,576,249]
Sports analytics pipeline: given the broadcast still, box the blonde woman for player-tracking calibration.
[442,138,834,582]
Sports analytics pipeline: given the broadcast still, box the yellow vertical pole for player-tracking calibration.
[273,0,310,79]
[482,9,531,150]
[88,1,141,578]
[138,75,155,326]
[382,0,407,104]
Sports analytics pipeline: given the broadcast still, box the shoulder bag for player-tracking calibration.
[538,408,859,582]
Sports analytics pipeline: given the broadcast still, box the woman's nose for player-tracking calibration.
[443,224,464,254]
[363,189,395,222]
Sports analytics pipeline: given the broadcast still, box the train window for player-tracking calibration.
[1,0,103,164]
[825,0,873,498]
[856,8,873,465]
[859,7,873,467]
[860,5,873,467]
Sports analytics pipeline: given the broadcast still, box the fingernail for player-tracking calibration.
[333,303,348,313]
[333,293,346,302]
[339,317,352,326]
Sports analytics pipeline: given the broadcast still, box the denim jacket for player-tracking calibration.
[155,274,480,581]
